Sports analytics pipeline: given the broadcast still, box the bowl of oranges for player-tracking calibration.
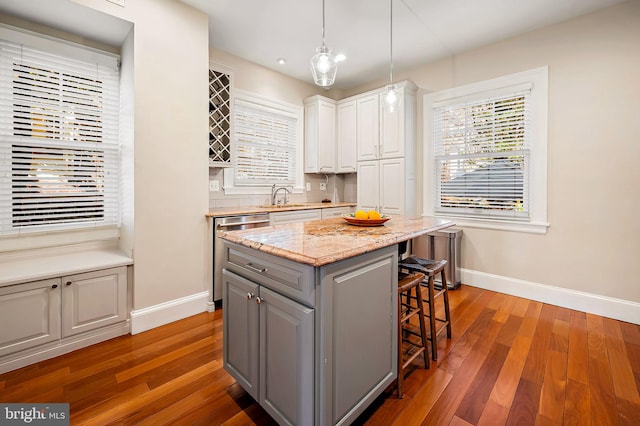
[342,210,390,226]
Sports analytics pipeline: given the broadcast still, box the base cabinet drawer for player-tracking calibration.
[0,278,61,357]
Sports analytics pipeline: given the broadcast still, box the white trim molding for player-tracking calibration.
[462,268,640,325]
[130,291,210,335]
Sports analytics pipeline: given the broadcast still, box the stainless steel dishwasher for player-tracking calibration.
[213,213,270,302]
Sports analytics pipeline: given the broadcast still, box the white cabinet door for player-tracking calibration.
[0,278,61,357]
[62,267,127,338]
[336,100,357,173]
[356,161,380,212]
[304,96,336,173]
[379,90,404,159]
[379,158,406,215]
[356,94,379,161]
[269,209,322,225]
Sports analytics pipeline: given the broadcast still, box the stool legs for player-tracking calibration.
[397,272,430,399]
[424,266,451,360]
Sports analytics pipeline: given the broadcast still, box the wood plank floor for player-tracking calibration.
[1,285,639,425]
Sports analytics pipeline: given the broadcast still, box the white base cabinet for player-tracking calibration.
[62,267,128,338]
[0,278,61,357]
[0,266,129,373]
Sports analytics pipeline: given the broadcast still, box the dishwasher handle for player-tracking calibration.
[216,219,270,229]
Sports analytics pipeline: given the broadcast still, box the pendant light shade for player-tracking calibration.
[384,0,398,112]
[311,0,338,87]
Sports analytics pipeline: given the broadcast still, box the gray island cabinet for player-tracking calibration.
[220,215,453,425]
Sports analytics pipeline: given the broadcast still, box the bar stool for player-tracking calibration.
[397,271,429,399]
[399,256,452,361]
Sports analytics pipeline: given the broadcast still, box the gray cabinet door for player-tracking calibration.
[259,286,314,426]
[223,269,259,400]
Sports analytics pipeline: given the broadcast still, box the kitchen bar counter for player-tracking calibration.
[219,215,454,266]
[206,201,356,218]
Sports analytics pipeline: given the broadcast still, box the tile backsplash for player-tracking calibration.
[208,168,356,210]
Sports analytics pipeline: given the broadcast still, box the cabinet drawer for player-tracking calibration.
[321,206,352,219]
[269,209,321,225]
[224,243,315,307]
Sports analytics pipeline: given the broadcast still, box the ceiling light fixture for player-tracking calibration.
[310,0,338,87]
[384,0,398,113]
[277,58,286,65]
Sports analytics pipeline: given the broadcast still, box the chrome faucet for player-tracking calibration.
[271,184,292,205]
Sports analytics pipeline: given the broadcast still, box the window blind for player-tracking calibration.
[233,98,297,186]
[433,89,531,219]
[0,36,120,234]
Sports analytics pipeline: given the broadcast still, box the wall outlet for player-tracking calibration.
[320,182,327,191]
[306,182,311,191]
[209,180,220,191]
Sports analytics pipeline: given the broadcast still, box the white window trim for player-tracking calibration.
[423,67,549,234]
[223,89,304,196]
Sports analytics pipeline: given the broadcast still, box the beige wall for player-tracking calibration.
[74,0,211,310]
[351,1,640,303]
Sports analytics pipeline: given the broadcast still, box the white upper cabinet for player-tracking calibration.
[336,100,357,173]
[304,96,337,174]
[356,94,380,162]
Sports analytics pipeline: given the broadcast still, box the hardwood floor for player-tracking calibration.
[1,285,639,425]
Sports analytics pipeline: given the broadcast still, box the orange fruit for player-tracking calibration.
[354,210,368,220]
[368,210,381,220]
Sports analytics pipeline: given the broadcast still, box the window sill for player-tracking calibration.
[428,215,549,234]
[0,226,120,254]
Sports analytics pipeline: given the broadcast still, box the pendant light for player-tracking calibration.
[384,0,398,113]
[310,0,338,87]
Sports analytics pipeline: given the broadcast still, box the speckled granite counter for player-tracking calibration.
[206,202,356,218]
[219,215,454,266]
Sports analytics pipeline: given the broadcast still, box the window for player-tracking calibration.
[223,90,303,194]
[424,67,548,233]
[0,26,120,235]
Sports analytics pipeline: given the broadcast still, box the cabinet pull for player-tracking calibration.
[65,281,72,286]
[51,284,58,289]
[255,296,264,305]
[247,292,254,300]
[245,262,268,273]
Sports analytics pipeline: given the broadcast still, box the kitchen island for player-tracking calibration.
[219,215,453,425]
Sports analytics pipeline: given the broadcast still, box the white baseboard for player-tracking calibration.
[130,291,210,335]
[461,268,640,325]
[0,321,130,375]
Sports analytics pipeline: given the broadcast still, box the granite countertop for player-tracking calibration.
[219,215,454,266]
[206,202,356,218]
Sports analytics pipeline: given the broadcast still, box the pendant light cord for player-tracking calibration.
[321,0,326,47]
[389,0,394,85]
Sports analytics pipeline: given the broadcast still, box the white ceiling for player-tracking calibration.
[181,0,627,89]
[0,0,628,90]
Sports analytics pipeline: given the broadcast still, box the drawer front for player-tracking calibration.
[269,209,321,225]
[321,207,352,219]
[224,243,315,307]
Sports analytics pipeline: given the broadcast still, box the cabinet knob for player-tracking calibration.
[65,281,72,286]
[255,296,264,305]
[247,292,254,300]
[51,284,58,289]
